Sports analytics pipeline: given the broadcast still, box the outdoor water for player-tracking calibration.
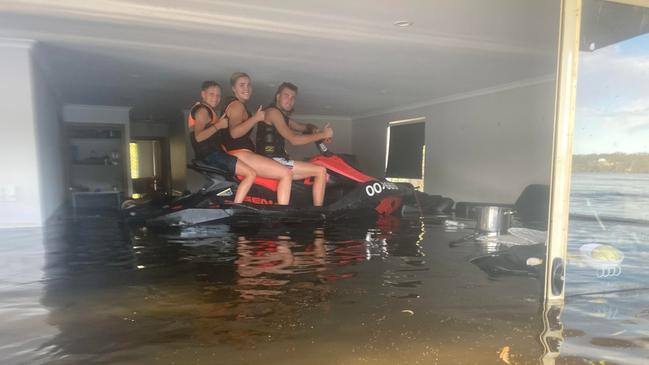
[561,173,649,364]
[0,173,648,364]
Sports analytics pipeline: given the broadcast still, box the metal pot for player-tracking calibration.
[474,206,513,235]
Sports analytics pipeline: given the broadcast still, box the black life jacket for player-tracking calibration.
[188,102,222,160]
[220,98,255,152]
[256,105,289,158]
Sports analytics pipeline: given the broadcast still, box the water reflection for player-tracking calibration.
[560,289,649,365]
[37,217,437,361]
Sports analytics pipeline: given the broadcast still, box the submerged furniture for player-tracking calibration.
[401,190,454,215]
[513,184,550,226]
[455,201,513,220]
[454,184,550,227]
[450,184,550,245]
[71,191,122,211]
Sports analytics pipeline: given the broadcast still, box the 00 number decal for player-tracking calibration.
[365,181,399,196]
[365,182,384,197]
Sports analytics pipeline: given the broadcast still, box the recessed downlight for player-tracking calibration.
[393,20,413,27]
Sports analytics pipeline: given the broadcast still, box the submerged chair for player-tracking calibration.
[514,184,550,227]
[454,184,550,228]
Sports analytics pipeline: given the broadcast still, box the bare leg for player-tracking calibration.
[292,161,327,206]
[231,150,292,205]
[276,174,292,205]
[233,159,256,203]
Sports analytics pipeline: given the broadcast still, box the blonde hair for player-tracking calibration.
[230,72,250,86]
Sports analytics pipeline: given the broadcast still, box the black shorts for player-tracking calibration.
[203,150,237,174]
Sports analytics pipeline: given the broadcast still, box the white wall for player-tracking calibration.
[352,80,555,204]
[0,39,43,227]
[62,104,133,195]
[285,115,352,160]
[62,104,131,125]
[31,45,65,222]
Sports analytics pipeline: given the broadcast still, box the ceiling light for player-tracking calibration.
[393,20,413,27]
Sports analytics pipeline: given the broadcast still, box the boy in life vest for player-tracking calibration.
[256,82,333,206]
[188,81,256,203]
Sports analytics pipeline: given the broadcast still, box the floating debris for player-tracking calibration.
[498,346,511,364]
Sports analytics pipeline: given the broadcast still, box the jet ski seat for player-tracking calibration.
[188,160,236,193]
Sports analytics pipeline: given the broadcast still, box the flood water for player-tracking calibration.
[560,174,649,364]
[1,175,649,365]
[2,214,547,365]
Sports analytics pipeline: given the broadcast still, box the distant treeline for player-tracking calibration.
[572,153,649,173]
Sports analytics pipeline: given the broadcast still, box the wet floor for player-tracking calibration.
[0,212,647,364]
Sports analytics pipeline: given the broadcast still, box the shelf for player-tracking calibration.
[66,123,127,198]
[71,162,121,167]
[70,137,122,142]
[68,129,122,139]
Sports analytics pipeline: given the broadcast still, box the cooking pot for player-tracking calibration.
[474,206,514,235]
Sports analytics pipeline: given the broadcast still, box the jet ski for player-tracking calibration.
[123,141,415,227]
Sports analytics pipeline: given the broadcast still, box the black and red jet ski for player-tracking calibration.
[123,141,415,227]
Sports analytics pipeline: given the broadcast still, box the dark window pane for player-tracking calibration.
[385,122,424,178]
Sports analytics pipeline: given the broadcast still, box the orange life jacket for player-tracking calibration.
[187,101,217,129]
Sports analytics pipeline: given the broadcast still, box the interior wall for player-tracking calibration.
[352,81,555,203]
[169,113,188,193]
[0,40,43,227]
[131,122,168,139]
[31,45,65,222]
[285,116,352,160]
[62,104,131,125]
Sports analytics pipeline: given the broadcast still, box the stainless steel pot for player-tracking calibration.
[474,206,513,235]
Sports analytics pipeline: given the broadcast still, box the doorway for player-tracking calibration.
[129,139,167,199]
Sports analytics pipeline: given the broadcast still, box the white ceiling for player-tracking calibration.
[0,0,561,121]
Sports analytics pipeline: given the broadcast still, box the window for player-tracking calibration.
[385,118,425,190]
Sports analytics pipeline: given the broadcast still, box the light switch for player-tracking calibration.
[4,184,16,202]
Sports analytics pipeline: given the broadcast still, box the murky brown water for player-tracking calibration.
[0,212,647,364]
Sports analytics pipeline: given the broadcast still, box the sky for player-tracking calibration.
[574,33,649,155]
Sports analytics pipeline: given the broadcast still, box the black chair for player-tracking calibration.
[514,184,550,226]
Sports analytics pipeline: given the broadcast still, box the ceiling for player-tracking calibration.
[0,0,562,122]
